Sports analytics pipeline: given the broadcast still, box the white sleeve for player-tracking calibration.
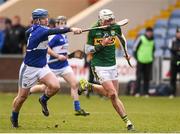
[85,44,96,54]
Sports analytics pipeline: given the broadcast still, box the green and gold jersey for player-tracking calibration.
[87,22,122,67]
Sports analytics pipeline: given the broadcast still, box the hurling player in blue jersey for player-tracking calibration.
[10,9,82,128]
[30,16,89,116]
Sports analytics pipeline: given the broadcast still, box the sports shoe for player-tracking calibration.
[10,116,19,128]
[39,98,49,117]
[75,109,90,116]
[144,94,149,98]
[126,120,134,131]
[134,93,140,97]
[78,79,92,95]
[169,94,175,99]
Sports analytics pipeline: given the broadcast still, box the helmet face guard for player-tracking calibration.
[102,18,115,24]
[32,8,48,20]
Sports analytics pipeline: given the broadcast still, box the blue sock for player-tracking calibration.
[12,111,19,122]
[74,100,81,111]
[40,94,50,103]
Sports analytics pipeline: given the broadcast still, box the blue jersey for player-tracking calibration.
[24,24,70,68]
[48,34,69,69]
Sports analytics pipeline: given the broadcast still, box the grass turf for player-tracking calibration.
[0,93,180,133]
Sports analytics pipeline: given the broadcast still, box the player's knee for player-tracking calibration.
[49,82,60,91]
[18,95,28,103]
[108,90,118,100]
[53,83,60,91]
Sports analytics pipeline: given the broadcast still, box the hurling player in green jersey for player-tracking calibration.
[79,9,134,131]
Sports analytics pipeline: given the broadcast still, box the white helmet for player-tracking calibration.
[98,9,115,21]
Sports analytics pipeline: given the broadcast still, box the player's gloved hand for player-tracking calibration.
[70,27,82,34]
[57,55,67,61]
[101,37,113,46]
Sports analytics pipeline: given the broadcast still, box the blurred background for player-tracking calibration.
[0,0,179,97]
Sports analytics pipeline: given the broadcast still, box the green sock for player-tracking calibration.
[121,115,129,123]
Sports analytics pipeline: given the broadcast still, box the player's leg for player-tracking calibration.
[110,68,134,130]
[143,63,152,96]
[112,79,119,94]
[38,67,60,116]
[112,80,126,118]
[170,63,177,97]
[80,79,125,116]
[30,84,47,94]
[103,80,126,115]
[135,62,142,96]
[63,73,79,100]
[79,76,126,116]
[11,63,36,128]
[102,80,134,130]
[40,73,60,96]
[62,67,89,116]
[39,67,60,96]
[11,88,30,128]
[79,79,134,130]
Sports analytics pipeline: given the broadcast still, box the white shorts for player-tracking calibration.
[19,63,51,89]
[50,66,73,77]
[92,65,118,84]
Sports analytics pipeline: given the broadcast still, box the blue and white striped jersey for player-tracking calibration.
[48,34,69,69]
[24,24,70,68]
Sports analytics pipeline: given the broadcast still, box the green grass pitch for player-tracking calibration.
[0,93,180,133]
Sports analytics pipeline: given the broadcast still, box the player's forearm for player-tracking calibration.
[47,27,71,36]
[47,47,59,58]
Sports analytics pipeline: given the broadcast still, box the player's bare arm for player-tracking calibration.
[47,47,67,61]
